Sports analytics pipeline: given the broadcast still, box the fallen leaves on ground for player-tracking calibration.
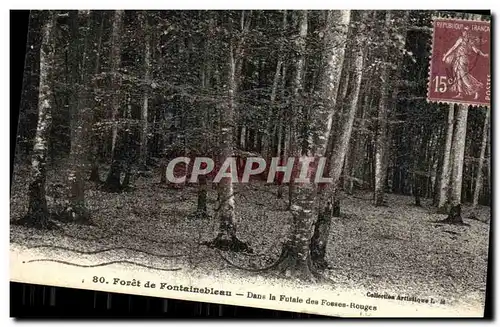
[10,166,490,311]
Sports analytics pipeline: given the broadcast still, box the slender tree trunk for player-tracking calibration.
[262,11,287,160]
[104,10,125,192]
[412,139,422,206]
[353,92,371,188]
[159,161,167,184]
[313,60,364,269]
[273,10,328,280]
[437,104,455,209]
[277,63,287,198]
[383,11,409,198]
[192,23,214,220]
[327,40,352,153]
[343,140,354,194]
[17,13,42,160]
[139,12,151,171]
[432,126,445,205]
[18,12,56,229]
[445,104,468,223]
[239,126,246,149]
[345,76,372,193]
[208,15,251,252]
[485,136,491,205]
[331,46,353,192]
[278,10,352,277]
[213,44,239,246]
[274,61,287,161]
[472,107,490,208]
[287,10,308,210]
[312,11,367,270]
[109,10,124,158]
[89,12,104,183]
[374,11,392,207]
[61,11,93,223]
[414,126,431,206]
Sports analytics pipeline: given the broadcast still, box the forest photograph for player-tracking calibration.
[10,9,491,317]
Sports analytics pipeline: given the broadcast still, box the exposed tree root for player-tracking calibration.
[275,250,316,282]
[101,183,124,193]
[203,234,253,254]
[53,206,93,225]
[375,201,389,207]
[468,214,489,224]
[187,210,210,220]
[217,245,288,273]
[13,214,61,231]
[215,242,330,283]
[212,240,326,278]
[312,257,332,271]
[437,218,471,227]
[271,242,327,282]
[437,204,470,226]
[100,181,134,193]
[88,166,101,183]
[436,205,449,215]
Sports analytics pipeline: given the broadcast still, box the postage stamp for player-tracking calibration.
[428,18,491,107]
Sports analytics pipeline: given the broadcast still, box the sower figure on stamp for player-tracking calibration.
[442,28,489,100]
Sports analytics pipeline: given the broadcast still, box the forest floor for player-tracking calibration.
[10,163,491,315]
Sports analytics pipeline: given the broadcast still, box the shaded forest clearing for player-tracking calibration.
[10,163,490,307]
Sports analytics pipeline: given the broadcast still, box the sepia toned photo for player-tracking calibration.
[10,9,491,318]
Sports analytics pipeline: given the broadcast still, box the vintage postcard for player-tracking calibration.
[10,10,491,318]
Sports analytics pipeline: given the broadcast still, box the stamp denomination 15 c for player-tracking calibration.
[428,18,490,107]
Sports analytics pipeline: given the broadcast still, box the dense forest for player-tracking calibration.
[11,10,491,284]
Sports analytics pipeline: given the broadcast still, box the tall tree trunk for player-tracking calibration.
[16,12,42,160]
[331,46,353,192]
[312,10,367,270]
[277,9,340,280]
[437,104,455,209]
[472,107,490,208]
[109,10,124,158]
[208,13,251,252]
[139,12,151,171]
[445,104,468,223]
[485,135,491,205]
[432,125,445,205]
[61,11,92,223]
[17,12,56,229]
[374,11,393,207]
[104,10,125,192]
[192,19,214,220]
[287,10,308,210]
[276,10,352,278]
[342,141,354,194]
[239,125,246,149]
[353,92,372,189]
[213,43,239,246]
[413,126,431,207]
[89,12,104,183]
[262,10,287,160]
[383,10,410,198]
[319,7,351,154]
[277,63,288,199]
